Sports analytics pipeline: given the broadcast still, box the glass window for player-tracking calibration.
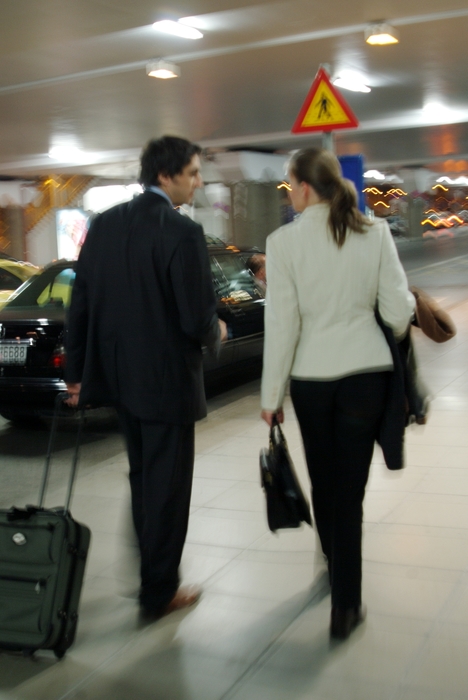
[213,254,262,301]
[204,234,226,248]
[210,257,228,298]
[0,268,21,291]
[36,269,76,308]
[7,267,76,308]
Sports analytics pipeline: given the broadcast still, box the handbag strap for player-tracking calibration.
[270,416,286,448]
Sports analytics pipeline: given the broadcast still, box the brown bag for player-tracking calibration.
[411,286,456,343]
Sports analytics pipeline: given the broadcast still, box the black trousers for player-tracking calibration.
[290,372,389,609]
[118,407,195,613]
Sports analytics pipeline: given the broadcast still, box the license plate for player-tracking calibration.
[0,343,28,365]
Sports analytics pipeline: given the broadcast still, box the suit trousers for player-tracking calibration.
[290,372,389,609]
[118,407,195,613]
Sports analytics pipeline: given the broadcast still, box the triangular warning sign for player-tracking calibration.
[291,68,359,134]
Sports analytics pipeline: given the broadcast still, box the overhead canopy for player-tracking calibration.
[0,1,468,176]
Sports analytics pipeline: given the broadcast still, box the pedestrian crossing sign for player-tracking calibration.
[291,67,359,133]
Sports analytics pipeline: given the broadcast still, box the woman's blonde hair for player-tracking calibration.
[289,148,369,248]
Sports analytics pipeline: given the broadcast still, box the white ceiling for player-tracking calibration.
[1,0,468,178]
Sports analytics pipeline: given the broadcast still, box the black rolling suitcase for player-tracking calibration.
[0,394,91,659]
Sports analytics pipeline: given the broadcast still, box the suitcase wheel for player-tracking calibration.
[54,646,67,660]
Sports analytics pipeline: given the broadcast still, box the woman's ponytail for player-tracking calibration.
[329,178,366,247]
[289,148,369,248]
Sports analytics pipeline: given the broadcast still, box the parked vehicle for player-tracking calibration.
[386,215,408,238]
[0,239,265,421]
[0,251,18,261]
[0,260,40,308]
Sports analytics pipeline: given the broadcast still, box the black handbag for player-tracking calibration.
[259,420,312,533]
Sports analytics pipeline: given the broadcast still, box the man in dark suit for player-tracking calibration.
[65,136,226,618]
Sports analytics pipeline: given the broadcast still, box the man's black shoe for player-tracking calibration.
[330,605,366,640]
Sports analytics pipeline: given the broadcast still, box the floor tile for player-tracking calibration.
[190,477,238,507]
[363,526,468,571]
[403,628,468,696]
[186,510,268,549]
[241,600,425,686]
[3,287,468,700]
[193,453,260,482]
[205,557,323,603]
[203,480,266,512]
[382,492,468,529]
[362,568,457,621]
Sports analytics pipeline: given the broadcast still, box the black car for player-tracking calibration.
[0,238,265,421]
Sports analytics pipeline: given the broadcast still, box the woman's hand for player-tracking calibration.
[261,408,284,427]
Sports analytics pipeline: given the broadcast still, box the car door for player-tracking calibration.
[212,252,265,364]
[202,254,235,373]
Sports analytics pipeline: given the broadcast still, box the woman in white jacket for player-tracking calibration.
[261,148,415,640]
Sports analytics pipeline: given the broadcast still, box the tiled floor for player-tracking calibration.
[2,291,468,700]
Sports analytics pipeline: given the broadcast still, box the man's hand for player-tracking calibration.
[65,382,81,407]
[218,318,228,343]
[261,408,284,427]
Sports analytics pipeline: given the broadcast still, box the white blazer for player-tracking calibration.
[261,203,415,411]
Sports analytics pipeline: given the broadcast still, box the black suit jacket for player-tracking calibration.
[65,191,219,423]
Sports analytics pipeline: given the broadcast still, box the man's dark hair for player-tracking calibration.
[139,136,202,188]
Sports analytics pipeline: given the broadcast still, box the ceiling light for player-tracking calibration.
[365,23,399,45]
[333,74,371,93]
[178,16,207,30]
[422,101,454,123]
[48,145,86,162]
[364,170,385,180]
[153,20,203,40]
[146,60,180,79]
[437,176,468,186]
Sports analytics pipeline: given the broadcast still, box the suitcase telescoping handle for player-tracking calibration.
[38,391,84,512]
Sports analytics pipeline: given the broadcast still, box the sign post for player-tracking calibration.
[322,132,334,152]
[291,67,359,152]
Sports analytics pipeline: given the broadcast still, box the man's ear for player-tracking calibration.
[158,171,171,188]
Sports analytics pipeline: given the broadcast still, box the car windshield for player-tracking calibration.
[6,266,76,308]
[204,234,226,248]
[210,254,262,300]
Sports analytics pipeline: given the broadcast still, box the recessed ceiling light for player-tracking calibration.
[333,75,371,93]
[178,16,207,30]
[48,145,85,162]
[146,60,180,79]
[153,20,203,40]
[365,23,399,45]
[422,101,454,122]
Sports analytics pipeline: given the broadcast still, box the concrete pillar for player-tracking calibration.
[230,182,282,250]
[399,169,431,239]
[406,197,425,240]
[2,206,26,259]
